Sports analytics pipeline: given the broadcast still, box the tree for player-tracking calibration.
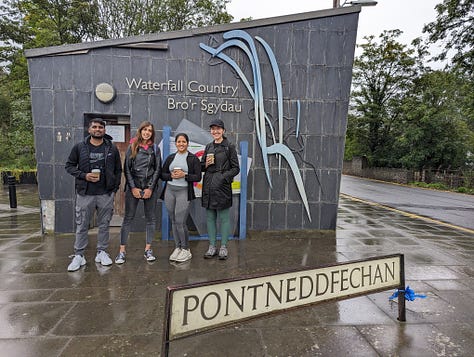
[162,0,233,32]
[1,0,103,49]
[346,29,474,171]
[1,0,233,59]
[0,0,233,169]
[94,0,233,39]
[346,30,423,166]
[423,0,474,75]
[397,70,473,170]
[0,93,11,131]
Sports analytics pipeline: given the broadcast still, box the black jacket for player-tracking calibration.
[160,152,202,201]
[124,144,161,191]
[65,135,122,195]
[201,138,240,210]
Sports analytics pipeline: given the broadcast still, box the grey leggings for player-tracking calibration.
[164,184,190,249]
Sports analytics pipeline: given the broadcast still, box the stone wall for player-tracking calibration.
[343,158,414,184]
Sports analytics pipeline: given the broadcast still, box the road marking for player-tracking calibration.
[340,193,474,234]
[343,174,473,196]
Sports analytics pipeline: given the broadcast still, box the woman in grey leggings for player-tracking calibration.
[161,133,202,262]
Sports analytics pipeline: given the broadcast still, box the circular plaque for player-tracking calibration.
[95,83,116,103]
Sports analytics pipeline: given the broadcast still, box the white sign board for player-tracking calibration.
[167,255,402,340]
[106,125,126,143]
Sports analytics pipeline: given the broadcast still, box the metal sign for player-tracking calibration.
[162,254,405,355]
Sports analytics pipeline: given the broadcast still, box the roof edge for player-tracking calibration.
[25,6,360,58]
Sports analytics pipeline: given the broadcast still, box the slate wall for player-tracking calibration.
[27,9,359,233]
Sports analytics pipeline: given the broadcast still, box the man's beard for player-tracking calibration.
[90,132,104,139]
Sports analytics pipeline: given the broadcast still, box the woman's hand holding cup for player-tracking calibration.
[206,153,215,168]
[172,167,184,179]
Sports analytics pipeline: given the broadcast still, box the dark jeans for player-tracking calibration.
[119,188,158,246]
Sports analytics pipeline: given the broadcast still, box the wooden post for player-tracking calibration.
[398,254,406,321]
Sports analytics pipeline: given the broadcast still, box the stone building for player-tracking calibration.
[25,6,360,234]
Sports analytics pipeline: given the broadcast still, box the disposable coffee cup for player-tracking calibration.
[207,153,215,165]
[91,169,100,180]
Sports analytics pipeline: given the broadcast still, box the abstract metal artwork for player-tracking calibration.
[200,30,312,221]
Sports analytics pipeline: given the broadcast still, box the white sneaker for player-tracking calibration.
[204,245,217,259]
[95,250,113,266]
[218,246,228,260]
[169,247,181,261]
[175,249,192,262]
[68,254,86,272]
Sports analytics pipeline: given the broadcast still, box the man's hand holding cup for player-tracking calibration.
[87,169,101,182]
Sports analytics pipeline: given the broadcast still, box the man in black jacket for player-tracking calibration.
[65,118,122,272]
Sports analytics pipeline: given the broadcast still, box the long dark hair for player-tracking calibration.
[131,121,155,158]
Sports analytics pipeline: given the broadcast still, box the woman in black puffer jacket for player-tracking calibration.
[201,119,240,260]
[115,121,161,264]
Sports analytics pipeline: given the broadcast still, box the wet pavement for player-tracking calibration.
[0,185,473,356]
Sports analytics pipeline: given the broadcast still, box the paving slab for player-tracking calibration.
[0,185,473,356]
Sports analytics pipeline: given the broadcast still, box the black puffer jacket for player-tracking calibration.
[65,135,122,195]
[123,144,161,191]
[201,138,240,210]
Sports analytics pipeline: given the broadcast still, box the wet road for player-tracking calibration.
[340,175,474,231]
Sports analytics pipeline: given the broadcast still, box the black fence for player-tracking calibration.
[343,158,474,190]
[413,169,474,189]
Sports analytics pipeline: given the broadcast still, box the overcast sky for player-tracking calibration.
[227,0,443,58]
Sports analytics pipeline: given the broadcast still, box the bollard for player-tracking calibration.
[7,175,17,208]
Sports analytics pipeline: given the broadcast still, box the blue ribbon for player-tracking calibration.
[389,286,427,301]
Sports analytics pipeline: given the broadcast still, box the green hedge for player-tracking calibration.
[1,169,37,184]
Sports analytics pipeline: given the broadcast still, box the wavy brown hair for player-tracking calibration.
[131,121,155,158]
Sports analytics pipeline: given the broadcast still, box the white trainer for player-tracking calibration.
[175,249,192,263]
[67,254,86,272]
[169,247,181,261]
[95,250,113,266]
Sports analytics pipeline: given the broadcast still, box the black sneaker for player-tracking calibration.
[144,249,156,262]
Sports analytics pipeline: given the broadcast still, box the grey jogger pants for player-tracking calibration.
[74,192,114,255]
